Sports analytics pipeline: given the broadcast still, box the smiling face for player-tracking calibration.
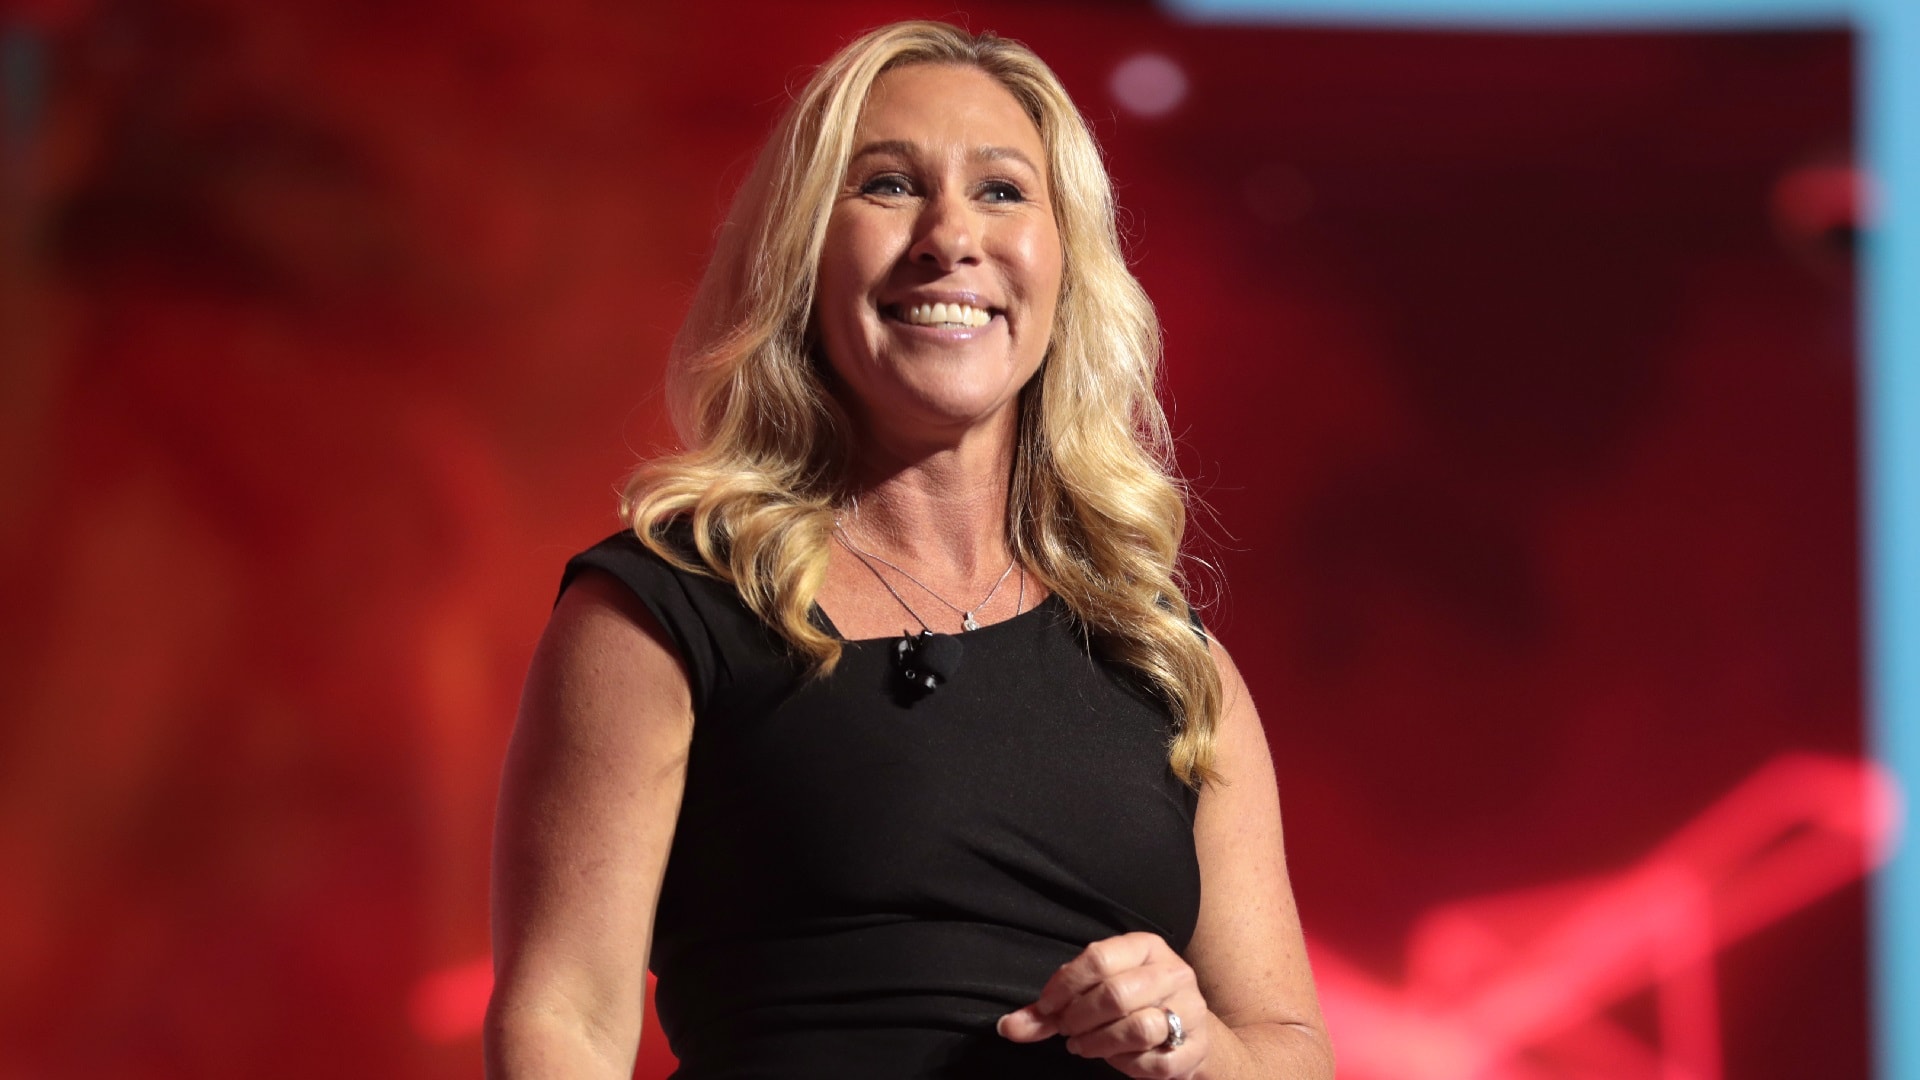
[813,62,1064,457]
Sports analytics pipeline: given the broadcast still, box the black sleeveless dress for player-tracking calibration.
[562,530,1202,1079]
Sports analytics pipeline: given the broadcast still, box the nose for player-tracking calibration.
[908,190,979,270]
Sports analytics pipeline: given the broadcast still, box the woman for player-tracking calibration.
[486,21,1332,1080]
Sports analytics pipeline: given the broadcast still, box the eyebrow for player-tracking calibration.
[849,139,1042,175]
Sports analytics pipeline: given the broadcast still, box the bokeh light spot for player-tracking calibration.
[1110,53,1188,118]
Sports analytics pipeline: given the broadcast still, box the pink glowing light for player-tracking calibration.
[412,959,681,1075]
[409,956,493,1044]
[1314,753,1902,1080]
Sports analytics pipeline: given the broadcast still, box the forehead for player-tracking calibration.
[854,63,1046,159]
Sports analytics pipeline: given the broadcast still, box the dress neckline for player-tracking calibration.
[810,592,1065,645]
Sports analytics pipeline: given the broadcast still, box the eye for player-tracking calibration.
[979,180,1027,204]
[860,173,914,197]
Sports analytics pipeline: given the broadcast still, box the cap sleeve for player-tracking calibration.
[559,530,728,716]
[558,527,803,722]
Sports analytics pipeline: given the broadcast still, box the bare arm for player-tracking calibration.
[484,570,695,1079]
[1186,637,1335,1079]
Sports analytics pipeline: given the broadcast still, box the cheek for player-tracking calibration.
[816,216,900,330]
[1039,240,1064,314]
[825,205,903,273]
[814,227,870,348]
[1012,206,1060,273]
[1015,224,1065,326]
[816,221,853,299]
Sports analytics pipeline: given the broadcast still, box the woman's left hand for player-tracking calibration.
[997,931,1213,1078]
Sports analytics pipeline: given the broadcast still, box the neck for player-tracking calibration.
[840,427,1018,579]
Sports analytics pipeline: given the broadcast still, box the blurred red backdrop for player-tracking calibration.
[0,1,1871,1077]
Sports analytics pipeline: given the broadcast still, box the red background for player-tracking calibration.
[0,1,1869,1077]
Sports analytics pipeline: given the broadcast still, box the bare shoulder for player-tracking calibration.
[1196,635,1273,816]
[535,569,693,708]
[504,569,696,791]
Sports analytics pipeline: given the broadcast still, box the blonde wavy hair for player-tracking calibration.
[621,20,1221,784]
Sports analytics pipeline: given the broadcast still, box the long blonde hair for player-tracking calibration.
[621,20,1222,784]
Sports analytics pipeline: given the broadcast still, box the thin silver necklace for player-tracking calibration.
[833,521,1021,632]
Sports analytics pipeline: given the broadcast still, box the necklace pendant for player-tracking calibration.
[962,612,980,632]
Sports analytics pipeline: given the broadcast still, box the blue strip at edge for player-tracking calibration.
[1862,3,1920,1078]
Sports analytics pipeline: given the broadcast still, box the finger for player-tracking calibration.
[1105,1007,1206,1080]
[995,1005,1058,1043]
[1031,933,1167,1018]
[1062,1004,1176,1060]
[1053,958,1191,1037]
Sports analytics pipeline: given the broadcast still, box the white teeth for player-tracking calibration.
[902,302,992,328]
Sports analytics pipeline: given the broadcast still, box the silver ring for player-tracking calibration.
[1160,1006,1186,1050]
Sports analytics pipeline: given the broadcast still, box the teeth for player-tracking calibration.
[902,302,992,328]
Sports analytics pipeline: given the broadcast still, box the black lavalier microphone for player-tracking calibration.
[895,630,964,692]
